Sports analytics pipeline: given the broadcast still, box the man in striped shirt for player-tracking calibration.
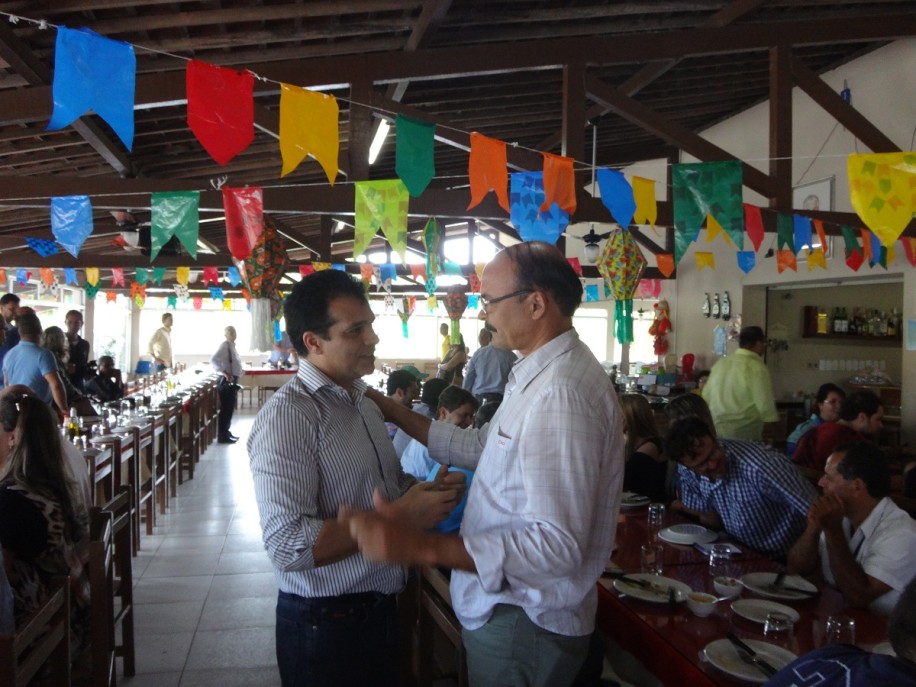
[248,269,464,687]
[346,242,625,687]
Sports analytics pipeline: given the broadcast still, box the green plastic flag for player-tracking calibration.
[776,213,795,253]
[672,161,744,262]
[353,180,409,261]
[395,115,435,197]
[151,191,199,260]
[422,217,443,281]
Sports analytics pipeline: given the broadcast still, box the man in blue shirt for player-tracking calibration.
[0,293,21,387]
[1,311,67,418]
[664,417,817,555]
[401,386,479,480]
[462,327,516,404]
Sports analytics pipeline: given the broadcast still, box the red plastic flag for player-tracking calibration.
[903,237,916,267]
[846,249,864,272]
[567,257,582,276]
[540,153,576,215]
[202,266,220,285]
[299,265,314,277]
[657,254,675,278]
[743,204,764,251]
[187,60,254,165]
[223,187,264,260]
[467,133,510,213]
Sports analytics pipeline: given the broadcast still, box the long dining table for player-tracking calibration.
[597,504,890,686]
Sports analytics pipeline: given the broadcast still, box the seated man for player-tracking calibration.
[83,355,125,402]
[787,442,916,615]
[383,369,420,440]
[767,576,916,687]
[393,378,448,459]
[793,390,883,472]
[664,417,817,556]
[401,386,479,479]
[267,330,298,369]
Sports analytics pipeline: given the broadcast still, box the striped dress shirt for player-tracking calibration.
[248,358,414,598]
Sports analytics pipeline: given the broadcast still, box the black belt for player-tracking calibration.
[279,590,394,607]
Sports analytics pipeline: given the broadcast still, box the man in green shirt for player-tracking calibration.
[703,325,778,441]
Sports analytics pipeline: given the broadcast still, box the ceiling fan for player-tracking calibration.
[109,210,182,256]
[566,223,612,263]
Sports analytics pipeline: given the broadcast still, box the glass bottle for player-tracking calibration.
[712,294,721,319]
[67,408,80,441]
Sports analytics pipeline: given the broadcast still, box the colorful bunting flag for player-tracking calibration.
[903,237,916,267]
[223,186,264,260]
[656,254,675,278]
[85,267,100,286]
[706,215,731,245]
[360,263,374,283]
[134,268,149,285]
[585,284,599,302]
[776,250,797,273]
[776,213,794,253]
[25,237,58,257]
[807,250,827,271]
[743,204,765,252]
[193,296,203,310]
[396,115,436,197]
[84,281,100,300]
[279,84,339,183]
[631,177,657,227]
[696,252,716,270]
[421,218,443,279]
[64,268,77,285]
[672,161,745,258]
[150,267,165,285]
[467,133,510,213]
[312,262,331,272]
[39,267,55,286]
[222,298,233,311]
[468,272,481,293]
[47,27,135,150]
[353,179,409,261]
[812,220,828,256]
[106,291,117,303]
[186,60,254,165]
[209,286,224,301]
[596,168,635,228]
[227,266,241,286]
[151,191,199,260]
[793,215,813,253]
[111,268,125,287]
[737,251,756,274]
[130,281,146,299]
[50,195,93,257]
[175,266,190,285]
[846,249,864,272]
[848,152,916,247]
[380,264,398,283]
[541,153,576,215]
[298,265,314,277]
[167,295,178,309]
[0,269,6,285]
[567,257,582,276]
[509,172,569,244]
[202,266,220,285]
[134,294,145,309]
[840,225,861,255]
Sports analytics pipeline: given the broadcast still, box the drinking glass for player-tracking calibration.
[708,543,732,577]
[640,543,664,575]
[764,611,793,637]
[825,615,856,645]
[647,503,666,540]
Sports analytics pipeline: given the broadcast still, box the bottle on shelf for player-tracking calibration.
[721,291,731,321]
[67,407,79,441]
[712,293,721,319]
[702,293,711,318]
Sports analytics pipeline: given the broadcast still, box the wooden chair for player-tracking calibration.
[179,392,201,482]
[89,510,116,687]
[0,577,71,687]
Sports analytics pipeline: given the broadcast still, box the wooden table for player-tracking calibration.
[240,368,295,405]
[598,507,889,686]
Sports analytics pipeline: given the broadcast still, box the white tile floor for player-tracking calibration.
[119,408,282,686]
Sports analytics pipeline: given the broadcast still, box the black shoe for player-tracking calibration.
[228,433,239,441]
[218,435,238,444]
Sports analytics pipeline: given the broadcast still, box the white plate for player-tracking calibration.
[658,524,718,545]
[731,598,800,625]
[872,641,896,656]
[620,492,651,508]
[704,638,796,684]
[612,574,691,604]
[740,572,818,601]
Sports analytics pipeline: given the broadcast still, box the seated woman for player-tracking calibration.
[84,355,126,402]
[0,391,90,656]
[40,325,96,416]
[785,382,845,455]
[620,394,670,503]
[437,334,467,385]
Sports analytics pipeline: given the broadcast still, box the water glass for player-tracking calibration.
[825,615,856,645]
[708,543,732,577]
[764,611,793,637]
[647,503,666,539]
[640,543,664,575]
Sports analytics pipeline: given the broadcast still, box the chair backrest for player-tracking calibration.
[89,509,116,687]
[0,576,71,687]
[96,485,136,677]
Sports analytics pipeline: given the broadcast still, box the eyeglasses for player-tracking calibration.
[479,289,533,310]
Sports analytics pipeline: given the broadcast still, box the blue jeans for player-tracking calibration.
[275,590,399,687]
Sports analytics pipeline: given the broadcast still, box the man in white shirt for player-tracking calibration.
[147,313,173,370]
[211,326,244,444]
[788,441,916,615]
[348,241,625,687]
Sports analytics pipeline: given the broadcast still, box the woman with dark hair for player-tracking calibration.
[40,325,95,416]
[0,391,90,654]
[786,383,846,455]
[620,394,670,503]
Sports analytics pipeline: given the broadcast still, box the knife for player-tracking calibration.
[726,632,778,677]
[610,574,671,596]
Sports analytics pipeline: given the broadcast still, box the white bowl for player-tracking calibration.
[687,592,717,617]
[714,576,743,599]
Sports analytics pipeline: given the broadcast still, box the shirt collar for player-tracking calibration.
[508,328,580,391]
[853,495,893,543]
[296,357,367,402]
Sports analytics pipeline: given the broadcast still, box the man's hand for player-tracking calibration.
[391,466,464,529]
[809,493,845,532]
[342,494,433,566]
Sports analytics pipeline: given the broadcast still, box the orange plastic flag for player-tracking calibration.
[657,253,675,278]
[409,264,426,280]
[39,267,55,286]
[279,83,339,184]
[776,249,797,273]
[631,177,657,226]
[540,153,576,215]
[467,133,509,213]
[360,263,374,282]
[0,269,5,285]
[807,250,827,271]
[812,220,828,255]
[106,291,117,303]
[695,252,716,271]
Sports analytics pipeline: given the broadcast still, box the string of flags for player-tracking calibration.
[5,17,916,284]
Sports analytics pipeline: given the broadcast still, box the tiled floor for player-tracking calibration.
[120,408,282,686]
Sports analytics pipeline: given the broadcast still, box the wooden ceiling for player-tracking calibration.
[0,0,914,272]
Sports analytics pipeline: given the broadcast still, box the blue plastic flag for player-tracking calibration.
[585,284,599,302]
[64,267,78,285]
[793,215,813,254]
[510,172,569,244]
[227,266,241,286]
[869,231,883,267]
[25,237,58,257]
[15,268,28,285]
[468,294,479,310]
[596,168,636,228]
[331,264,346,272]
[50,196,93,257]
[47,27,135,151]
[208,286,224,301]
[737,251,756,274]
[379,264,397,283]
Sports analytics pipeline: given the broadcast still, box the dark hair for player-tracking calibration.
[664,417,715,464]
[665,394,716,436]
[420,378,449,407]
[833,441,890,498]
[437,386,479,414]
[475,400,500,428]
[15,311,41,338]
[502,241,583,317]
[0,393,84,542]
[889,576,916,663]
[739,326,766,348]
[161,312,173,324]
[284,270,367,356]
[815,383,845,404]
[386,370,416,396]
[65,309,82,321]
[839,390,881,422]
[694,370,710,383]
[0,293,20,306]
[620,394,660,459]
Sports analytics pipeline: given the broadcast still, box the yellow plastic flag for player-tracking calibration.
[848,152,916,247]
[85,267,100,286]
[887,244,896,264]
[806,249,826,271]
[176,266,190,285]
[222,298,233,311]
[427,295,437,312]
[279,83,339,184]
[474,262,487,279]
[695,252,716,271]
[705,215,732,245]
[631,176,657,226]
[312,262,331,272]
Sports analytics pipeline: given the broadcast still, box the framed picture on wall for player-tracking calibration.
[793,176,834,212]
